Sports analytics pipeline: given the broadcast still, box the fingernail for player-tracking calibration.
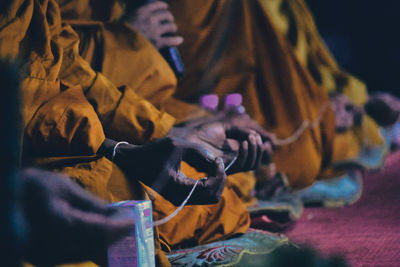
[206,151,216,161]
[216,157,224,166]
[250,134,256,144]
[256,135,262,145]
[242,140,248,149]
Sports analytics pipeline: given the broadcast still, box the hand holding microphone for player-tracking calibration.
[129,0,185,77]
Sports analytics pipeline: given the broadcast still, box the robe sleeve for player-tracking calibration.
[25,86,105,156]
[57,24,175,145]
[1,0,175,161]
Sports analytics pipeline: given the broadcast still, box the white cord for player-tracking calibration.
[112,141,129,162]
[272,103,331,147]
[154,179,201,226]
[153,156,238,226]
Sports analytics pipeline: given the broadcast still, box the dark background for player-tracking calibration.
[306,0,400,97]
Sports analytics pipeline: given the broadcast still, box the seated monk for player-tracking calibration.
[60,0,335,193]
[0,1,273,266]
[0,58,133,267]
[165,0,393,185]
[57,0,283,249]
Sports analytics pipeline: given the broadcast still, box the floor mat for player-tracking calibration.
[287,151,400,266]
[167,229,289,266]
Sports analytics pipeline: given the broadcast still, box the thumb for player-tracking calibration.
[188,158,226,205]
[181,141,219,173]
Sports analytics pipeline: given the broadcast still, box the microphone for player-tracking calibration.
[159,45,185,78]
[144,0,185,78]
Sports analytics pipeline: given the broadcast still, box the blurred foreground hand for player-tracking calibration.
[130,1,183,49]
[19,168,133,266]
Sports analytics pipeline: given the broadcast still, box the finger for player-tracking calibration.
[159,36,184,47]
[243,121,276,145]
[254,134,263,169]
[181,142,219,173]
[160,170,200,206]
[158,23,178,35]
[234,140,248,171]
[57,200,133,247]
[60,177,112,215]
[141,1,169,15]
[245,134,257,170]
[225,126,256,141]
[152,10,175,24]
[188,158,226,205]
[23,169,112,215]
[262,141,273,165]
[255,126,276,145]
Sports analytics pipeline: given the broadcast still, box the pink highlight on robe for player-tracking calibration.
[200,94,219,111]
[224,93,243,108]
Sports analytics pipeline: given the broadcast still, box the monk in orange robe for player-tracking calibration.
[103,0,334,190]
[0,1,272,266]
[165,0,389,187]
[55,0,283,250]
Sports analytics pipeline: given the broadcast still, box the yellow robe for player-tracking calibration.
[259,0,384,171]
[1,1,249,266]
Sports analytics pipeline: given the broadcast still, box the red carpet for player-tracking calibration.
[287,151,400,267]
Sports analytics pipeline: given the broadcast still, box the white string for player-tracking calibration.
[112,141,129,162]
[153,156,237,226]
[152,103,331,226]
[271,103,331,147]
[153,179,201,226]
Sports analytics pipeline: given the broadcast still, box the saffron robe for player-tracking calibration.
[168,0,384,186]
[0,1,249,266]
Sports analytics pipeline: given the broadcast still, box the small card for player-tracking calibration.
[108,200,155,267]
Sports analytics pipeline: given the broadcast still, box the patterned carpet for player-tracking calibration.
[287,151,400,266]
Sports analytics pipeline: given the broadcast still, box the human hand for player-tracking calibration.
[130,1,183,49]
[168,121,273,175]
[365,93,400,127]
[330,94,363,132]
[221,109,276,144]
[108,138,226,206]
[19,168,133,266]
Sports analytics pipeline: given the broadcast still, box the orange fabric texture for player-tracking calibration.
[61,17,250,249]
[169,0,336,188]
[260,0,384,161]
[0,0,176,266]
[1,1,250,265]
[0,0,176,193]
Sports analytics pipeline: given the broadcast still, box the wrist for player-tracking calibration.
[97,138,118,160]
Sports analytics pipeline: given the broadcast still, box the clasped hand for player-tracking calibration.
[102,137,226,206]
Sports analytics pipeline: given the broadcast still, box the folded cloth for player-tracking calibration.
[167,228,290,266]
